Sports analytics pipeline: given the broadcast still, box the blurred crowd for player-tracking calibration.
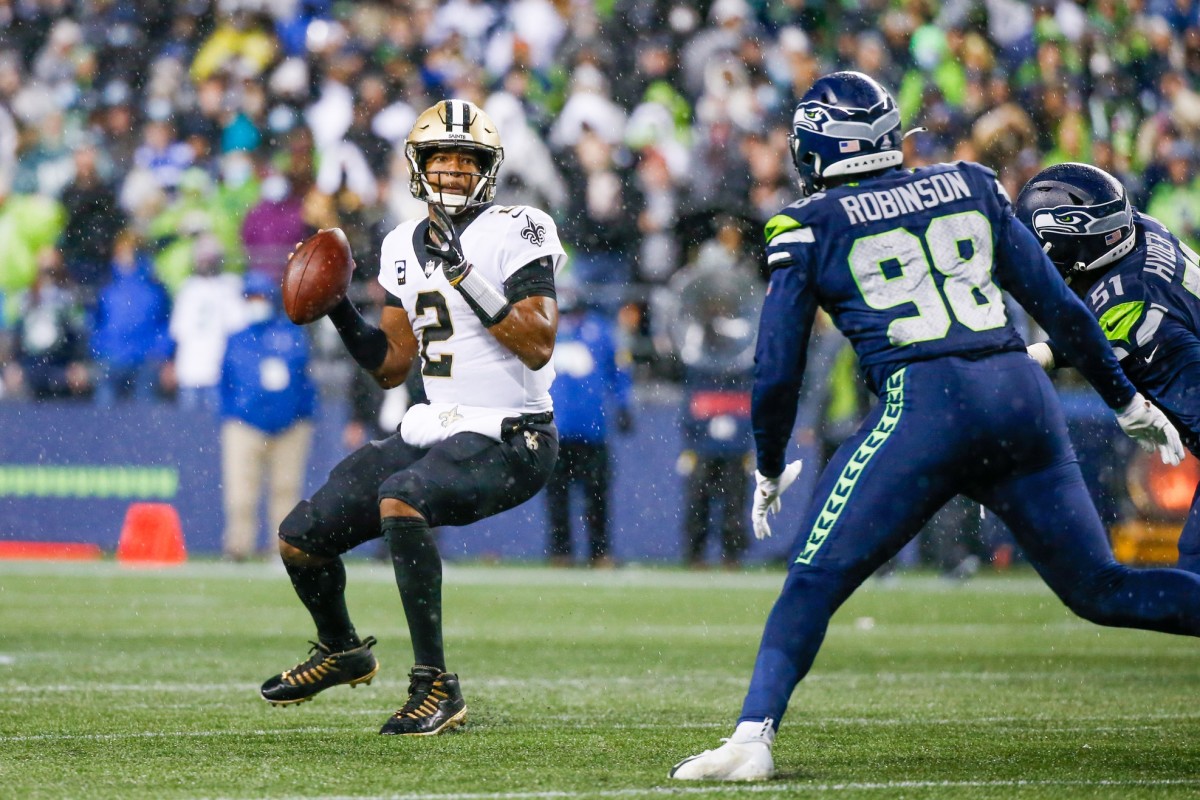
[1,0,1200,406]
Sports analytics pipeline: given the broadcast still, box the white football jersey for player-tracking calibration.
[377,204,566,413]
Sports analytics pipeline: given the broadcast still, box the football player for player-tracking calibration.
[260,99,565,736]
[670,72,1200,781]
[1017,162,1200,573]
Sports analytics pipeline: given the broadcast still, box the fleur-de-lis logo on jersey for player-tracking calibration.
[524,431,539,450]
[439,405,463,427]
[521,214,545,247]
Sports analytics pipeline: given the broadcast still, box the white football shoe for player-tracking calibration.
[669,719,776,781]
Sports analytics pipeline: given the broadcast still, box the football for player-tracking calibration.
[281,227,355,324]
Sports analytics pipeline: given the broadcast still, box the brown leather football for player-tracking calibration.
[281,228,354,324]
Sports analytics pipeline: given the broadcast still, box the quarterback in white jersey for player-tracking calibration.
[262,99,563,739]
[377,202,565,419]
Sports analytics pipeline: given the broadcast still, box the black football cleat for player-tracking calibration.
[378,666,468,735]
[260,635,379,706]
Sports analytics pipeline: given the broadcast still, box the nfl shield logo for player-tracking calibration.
[839,140,862,153]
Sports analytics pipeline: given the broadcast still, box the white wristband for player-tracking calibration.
[456,265,510,321]
[1027,342,1055,370]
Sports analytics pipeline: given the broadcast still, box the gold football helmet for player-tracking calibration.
[405,99,504,211]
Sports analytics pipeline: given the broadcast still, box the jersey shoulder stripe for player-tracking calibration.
[772,228,816,246]
[764,194,825,241]
[765,206,818,272]
[765,213,804,244]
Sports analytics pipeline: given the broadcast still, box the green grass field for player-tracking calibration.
[1,560,1198,799]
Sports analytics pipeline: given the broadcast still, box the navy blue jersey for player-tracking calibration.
[1059,211,1200,454]
[752,161,1136,476]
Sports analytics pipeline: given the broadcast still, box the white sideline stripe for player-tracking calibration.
[205,778,1200,800]
[0,724,722,743]
[0,676,728,694]
[0,560,1062,594]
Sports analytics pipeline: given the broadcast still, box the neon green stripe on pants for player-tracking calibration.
[796,368,905,565]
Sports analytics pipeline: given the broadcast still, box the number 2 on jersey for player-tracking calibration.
[415,291,454,377]
[848,211,1005,346]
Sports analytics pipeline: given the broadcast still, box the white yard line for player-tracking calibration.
[5,711,1200,742]
[0,560,1057,594]
[200,778,1200,800]
[0,727,349,742]
[2,666,1193,696]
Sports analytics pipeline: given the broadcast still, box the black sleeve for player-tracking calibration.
[504,256,557,303]
[385,292,404,309]
[327,297,389,371]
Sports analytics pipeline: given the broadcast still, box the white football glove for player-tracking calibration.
[751,460,804,540]
[1026,342,1054,371]
[1116,392,1185,466]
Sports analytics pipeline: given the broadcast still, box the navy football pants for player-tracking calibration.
[1140,349,1200,572]
[740,352,1200,727]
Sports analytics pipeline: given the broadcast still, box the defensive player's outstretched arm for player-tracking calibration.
[995,214,1136,410]
[996,214,1184,463]
[484,295,558,370]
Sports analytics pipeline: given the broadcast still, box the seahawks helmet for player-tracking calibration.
[405,99,504,212]
[789,71,904,196]
[1015,162,1135,279]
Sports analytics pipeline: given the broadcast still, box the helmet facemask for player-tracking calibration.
[789,138,823,197]
[406,142,500,212]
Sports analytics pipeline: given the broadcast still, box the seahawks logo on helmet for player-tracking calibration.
[797,106,830,129]
[792,100,901,145]
[1030,197,1132,238]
